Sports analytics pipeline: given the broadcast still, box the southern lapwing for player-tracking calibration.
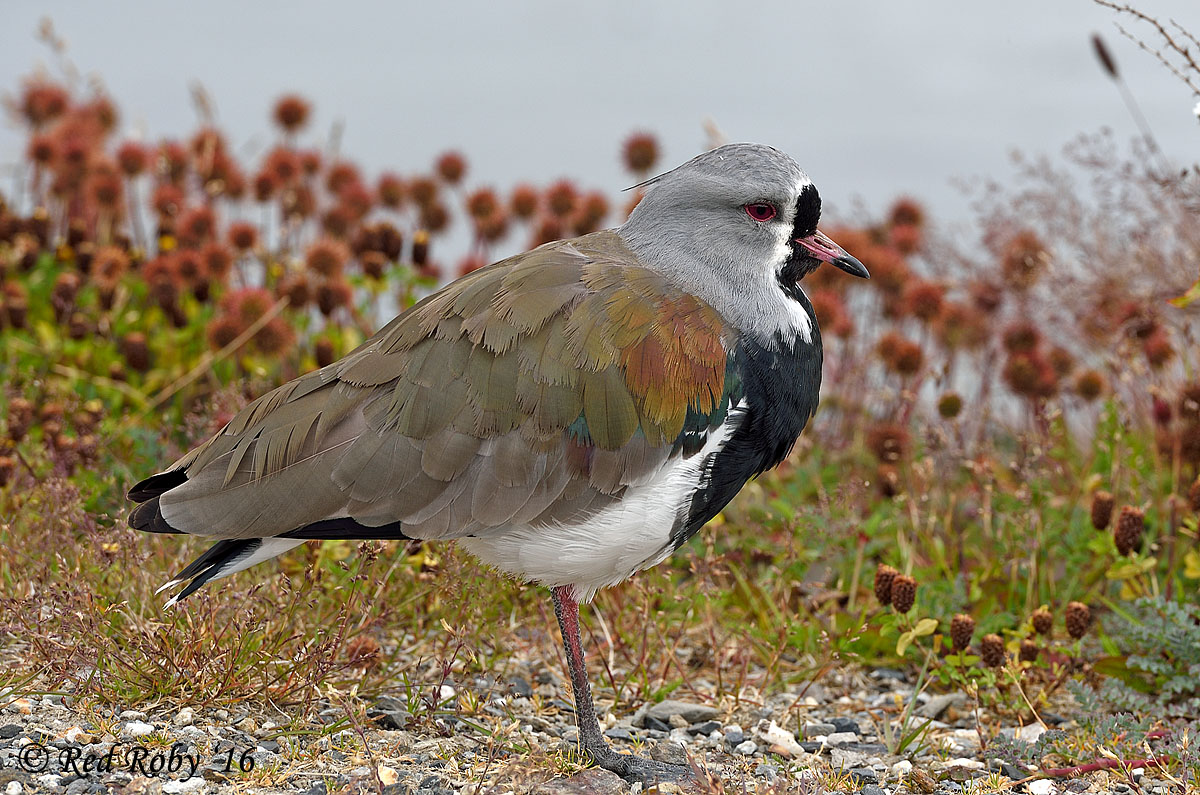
[128,143,867,783]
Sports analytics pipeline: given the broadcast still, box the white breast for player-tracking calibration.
[460,412,741,602]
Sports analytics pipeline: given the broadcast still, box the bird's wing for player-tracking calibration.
[142,230,733,541]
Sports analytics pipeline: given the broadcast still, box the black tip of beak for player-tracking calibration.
[833,253,870,279]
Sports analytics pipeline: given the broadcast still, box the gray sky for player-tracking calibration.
[2,0,1197,229]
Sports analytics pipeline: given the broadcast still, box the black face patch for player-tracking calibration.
[790,184,821,240]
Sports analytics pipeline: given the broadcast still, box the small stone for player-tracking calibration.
[63,726,91,743]
[378,765,398,786]
[803,721,836,738]
[162,780,205,794]
[0,724,20,738]
[235,716,257,733]
[124,721,155,737]
[918,692,967,719]
[5,783,22,795]
[1028,780,1056,795]
[257,739,280,753]
[944,757,985,770]
[689,719,720,735]
[723,725,744,745]
[733,739,757,755]
[824,731,859,746]
[532,769,628,795]
[119,709,146,720]
[604,727,632,741]
[507,677,533,698]
[830,717,861,734]
[668,714,689,730]
[861,786,886,795]
[212,710,229,721]
[754,763,778,780]
[438,684,456,701]
[892,759,913,776]
[639,700,719,726]
[754,719,804,757]
[1001,723,1047,744]
[173,707,195,727]
[848,767,878,785]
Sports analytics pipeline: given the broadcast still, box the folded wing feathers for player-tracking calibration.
[157,231,731,545]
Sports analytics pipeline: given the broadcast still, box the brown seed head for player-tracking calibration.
[980,633,1006,667]
[466,188,500,221]
[408,176,438,207]
[890,575,917,614]
[6,397,35,442]
[272,94,311,133]
[316,279,353,316]
[950,613,975,651]
[435,151,467,184]
[277,272,311,308]
[1179,383,1200,424]
[1065,601,1091,639]
[112,141,145,175]
[1018,639,1040,663]
[120,332,152,373]
[377,173,406,209]
[177,205,217,247]
[874,565,898,605]
[1074,369,1105,401]
[344,635,381,668]
[1188,476,1200,514]
[19,79,70,126]
[1092,33,1119,79]
[227,221,258,252]
[1090,490,1114,531]
[1114,505,1144,555]
[1000,230,1049,290]
[1143,329,1174,369]
[306,238,350,278]
[412,230,429,266]
[361,251,387,280]
[315,338,335,368]
[866,422,909,463]
[1002,322,1040,354]
[622,132,660,174]
[1031,608,1053,637]
[904,280,944,322]
[206,316,241,350]
[0,456,15,488]
[509,184,539,219]
[937,392,963,420]
[545,180,578,218]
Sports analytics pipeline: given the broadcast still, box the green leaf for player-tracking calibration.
[897,630,916,656]
[913,618,938,637]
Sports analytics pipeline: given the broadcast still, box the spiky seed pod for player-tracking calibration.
[120,332,151,373]
[435,151,467,184]
[509,184,539,219]
[877,465,900,499]
[866,422,909,463]
[1018,639,1040,663]
[545,180,578,218]
[412,230,429,267]
[361,251,387,280]
[377,173,406,209]
[272,94,311,133]
[1189,477,1200,513]
[937,392,963,420]
[1114,505,1144,555]
[980,634,1006,667]
[305,238,350,279]
[874,565,898,606]
[6,397,35,442]
[1090,491,1114,531]
[315,338,335,368]
[1031,608,1053,637]
[0,455,15,488]
[890,575,917,614]
[1065,602,1091,639]
[950,613,975,651]
[622,132,660,174]
[116,141,148,176]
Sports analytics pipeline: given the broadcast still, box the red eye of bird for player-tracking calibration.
[744,203,777,222]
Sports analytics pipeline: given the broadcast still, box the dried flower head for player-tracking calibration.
[227,221,258,252]
[91,245,130,287]
[305,238,350,279]
[19,79,70,126]
[889,197,925,228]
[177,205,217,247]
[408,176,438,207]
[545,180,578,218]
[361,251,387,279]
[377,173,406,209]
[272,94,311,133]
[315,338,335,368]
[1179,383,1200,424]
[866,422,909,463]
[1074,369,1105,402]
[435,151,467,184]
[950,613,975,651]
[1187,476,1200,513]
[874,564,898,605]
[1143,329,1173,369]
[277,272,311,308]
[877,464,900,498]
[6,397,35,442]
[980,633,1005,667]
[1000,229,1049,289]
[1018,639,1039,663]
[969,280,1004,314]
[509,184,539,219]
[200,243,234,284]
[889,575,917,613]
[120,332,152,373]
[1002,322,1040,354]
[466,188,500,221]
[412,230,429,267]
[0,456,15,488]
[316,279,353,316]
[903,280,944,322]
[888,223,922,255]
[419,202,450,233]
[252,170,279,202]
[1065,601,1091,639]
[151,183,185,218]
[1090,490,1114,530]
[1031,608,1053,637]
[206,316,241,350]
[622,132,660,174]
[937,392,963,420]
[116,140,148,177]
[1114,505,1144,555]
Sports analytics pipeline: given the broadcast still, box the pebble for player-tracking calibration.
[5,784,21,795]
[173,707,195,727]
[892,759,913,776]
[918,692,967,719]
[638,700,720,726]
[803,721,836,737]
[689,719,720,735]
[1001,723,1047,743]
[162,781,206,794]
[848,766,878,784]
[1028,780,1056,795]
[124,720,155,737]
[754,763,778,780]
[733,739,757,755]
[830,717,862,734]
[0,724,20,739]
[723,724,745,745]
[861,786,886,795]
[824,731,859,746]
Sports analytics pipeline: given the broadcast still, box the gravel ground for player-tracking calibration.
[0,666,1184,795]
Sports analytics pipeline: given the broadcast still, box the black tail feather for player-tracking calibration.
[128,469,187,502]
[281,517,410,540]
[128,497,185,534]
[168,539,261,603]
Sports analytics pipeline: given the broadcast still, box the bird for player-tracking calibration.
[127,142,867,784]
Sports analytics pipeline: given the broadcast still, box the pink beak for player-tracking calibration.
[795,230,869,278]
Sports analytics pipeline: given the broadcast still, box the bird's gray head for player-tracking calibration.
[618,143,867,345]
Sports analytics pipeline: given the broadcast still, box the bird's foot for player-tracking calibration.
[586,743,692,785]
